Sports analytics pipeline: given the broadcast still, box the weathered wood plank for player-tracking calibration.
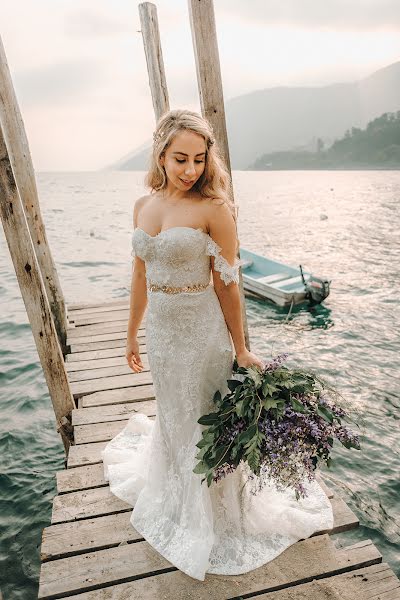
[57,462,106,494]
[41,512,142,562]
[70,338,138,354]
[57,460,329,496]
[67,299,129,312]
[233,563,400,599]
[38,535,382,599]
[80,384,155,408]
[49,485,346,529]
[74,419,130,444]
[72,399,157,426]
[69,309,132,325]
[66,343,146,363]
[70,371,153,398]
[74,413,155,444]
[72,310,145,328]
[68,361,149,382]
[43,492,356,562]
[51,486,131,524]
[67,329,146,346]
[49,563,400,600]
[67,441,108,468]
[67,321,145,339]
[66,353,148,372]
[68,359,150,383]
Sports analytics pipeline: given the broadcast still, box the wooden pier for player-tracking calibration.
[1,1,399,597]
[36,298,400,599]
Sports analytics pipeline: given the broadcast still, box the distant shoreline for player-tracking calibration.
[247,166,400,171]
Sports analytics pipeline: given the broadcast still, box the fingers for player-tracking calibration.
[127,351,144,373]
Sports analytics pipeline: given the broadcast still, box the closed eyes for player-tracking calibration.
[175,158,204,164]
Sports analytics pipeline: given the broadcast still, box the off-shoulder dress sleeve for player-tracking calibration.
[206,237,246,286]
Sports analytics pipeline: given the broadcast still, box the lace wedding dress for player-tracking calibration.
[101,226,334,581]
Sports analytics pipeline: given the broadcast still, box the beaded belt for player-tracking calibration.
[147,281,210,294]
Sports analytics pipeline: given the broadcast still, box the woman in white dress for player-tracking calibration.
[101,109,334,581]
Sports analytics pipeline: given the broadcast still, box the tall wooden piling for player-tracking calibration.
[139,2,170,121]
[0,125,75,452]
[0,35,69,355]
[188,0,250,349]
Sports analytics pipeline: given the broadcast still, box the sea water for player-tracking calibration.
[0,170,399,598]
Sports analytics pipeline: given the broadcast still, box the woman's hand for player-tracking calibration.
[236,348,265,370]
[126,336,143,373]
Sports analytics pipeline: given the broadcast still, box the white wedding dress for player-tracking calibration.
[101,226,334,581]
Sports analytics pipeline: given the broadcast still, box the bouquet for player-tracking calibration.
[193,353,361,500]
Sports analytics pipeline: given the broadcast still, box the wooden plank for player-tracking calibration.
[42,493,356,562]
[67,321,145,339]
[72,399,157,426]
[49,485,344,528]
[70,338,138,354]
[66,344,146,363]
[254,563,400,599]
[67,441,108,468]
[80,384,155,408]
[41,512,142,562]
[74,412,155,444]
[67,329,146,346]
[68,358,150,383]
[74,419,130,444]
[38,535,382,599]
[66,353,148,372]
[72,311,145,327]
[57,462,328,496]
[70,371,153,398]
[51,486,131,524]
[67,299,129,311]
[69,309,134,325]
[57,463,106,494]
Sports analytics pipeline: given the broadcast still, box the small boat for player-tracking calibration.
[239,248,330,307]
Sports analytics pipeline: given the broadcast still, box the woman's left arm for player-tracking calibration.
[207,201,264,369]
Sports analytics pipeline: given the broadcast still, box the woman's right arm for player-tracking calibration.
[126,197,148,373]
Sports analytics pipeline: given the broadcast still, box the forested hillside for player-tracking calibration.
[250,111,400,170]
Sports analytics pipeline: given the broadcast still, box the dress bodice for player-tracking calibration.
[131,226,244,287]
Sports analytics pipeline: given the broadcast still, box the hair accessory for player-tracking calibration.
[153,130,163,144]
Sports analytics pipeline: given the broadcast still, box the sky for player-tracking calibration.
[1,0,399,171]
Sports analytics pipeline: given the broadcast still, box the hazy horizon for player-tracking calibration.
[1,0,400,171]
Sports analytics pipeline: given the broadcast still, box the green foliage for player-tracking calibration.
[251,110,400,170]
[193,360,360,490]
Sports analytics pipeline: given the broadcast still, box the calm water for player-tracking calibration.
[0,171,399,598]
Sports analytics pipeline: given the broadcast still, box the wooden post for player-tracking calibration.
[139,2,170,121]
[0,125,75,453]
[0,35,69,355]
[188,0,251,350]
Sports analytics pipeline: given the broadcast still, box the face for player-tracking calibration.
[160,129,206,192]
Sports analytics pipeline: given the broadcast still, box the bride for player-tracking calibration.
[101,109,334,581]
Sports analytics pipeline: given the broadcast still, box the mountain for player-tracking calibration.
[250,111,400,169]
[104,139,152,171]
[107,61,400,171]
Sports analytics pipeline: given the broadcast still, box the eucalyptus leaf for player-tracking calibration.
[198,412,221,426]
[193,461,209,474]
[290,396,307,413]
[227,379,242,391]
[317,405,334,423]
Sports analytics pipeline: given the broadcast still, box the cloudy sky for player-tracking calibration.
[1,0,399,171]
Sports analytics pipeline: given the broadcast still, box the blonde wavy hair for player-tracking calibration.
[145,109,236,222]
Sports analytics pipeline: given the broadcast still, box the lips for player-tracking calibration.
[180,178,195,185]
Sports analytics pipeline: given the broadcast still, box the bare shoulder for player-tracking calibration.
[133,194,152,227]
[205,197,236,232]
